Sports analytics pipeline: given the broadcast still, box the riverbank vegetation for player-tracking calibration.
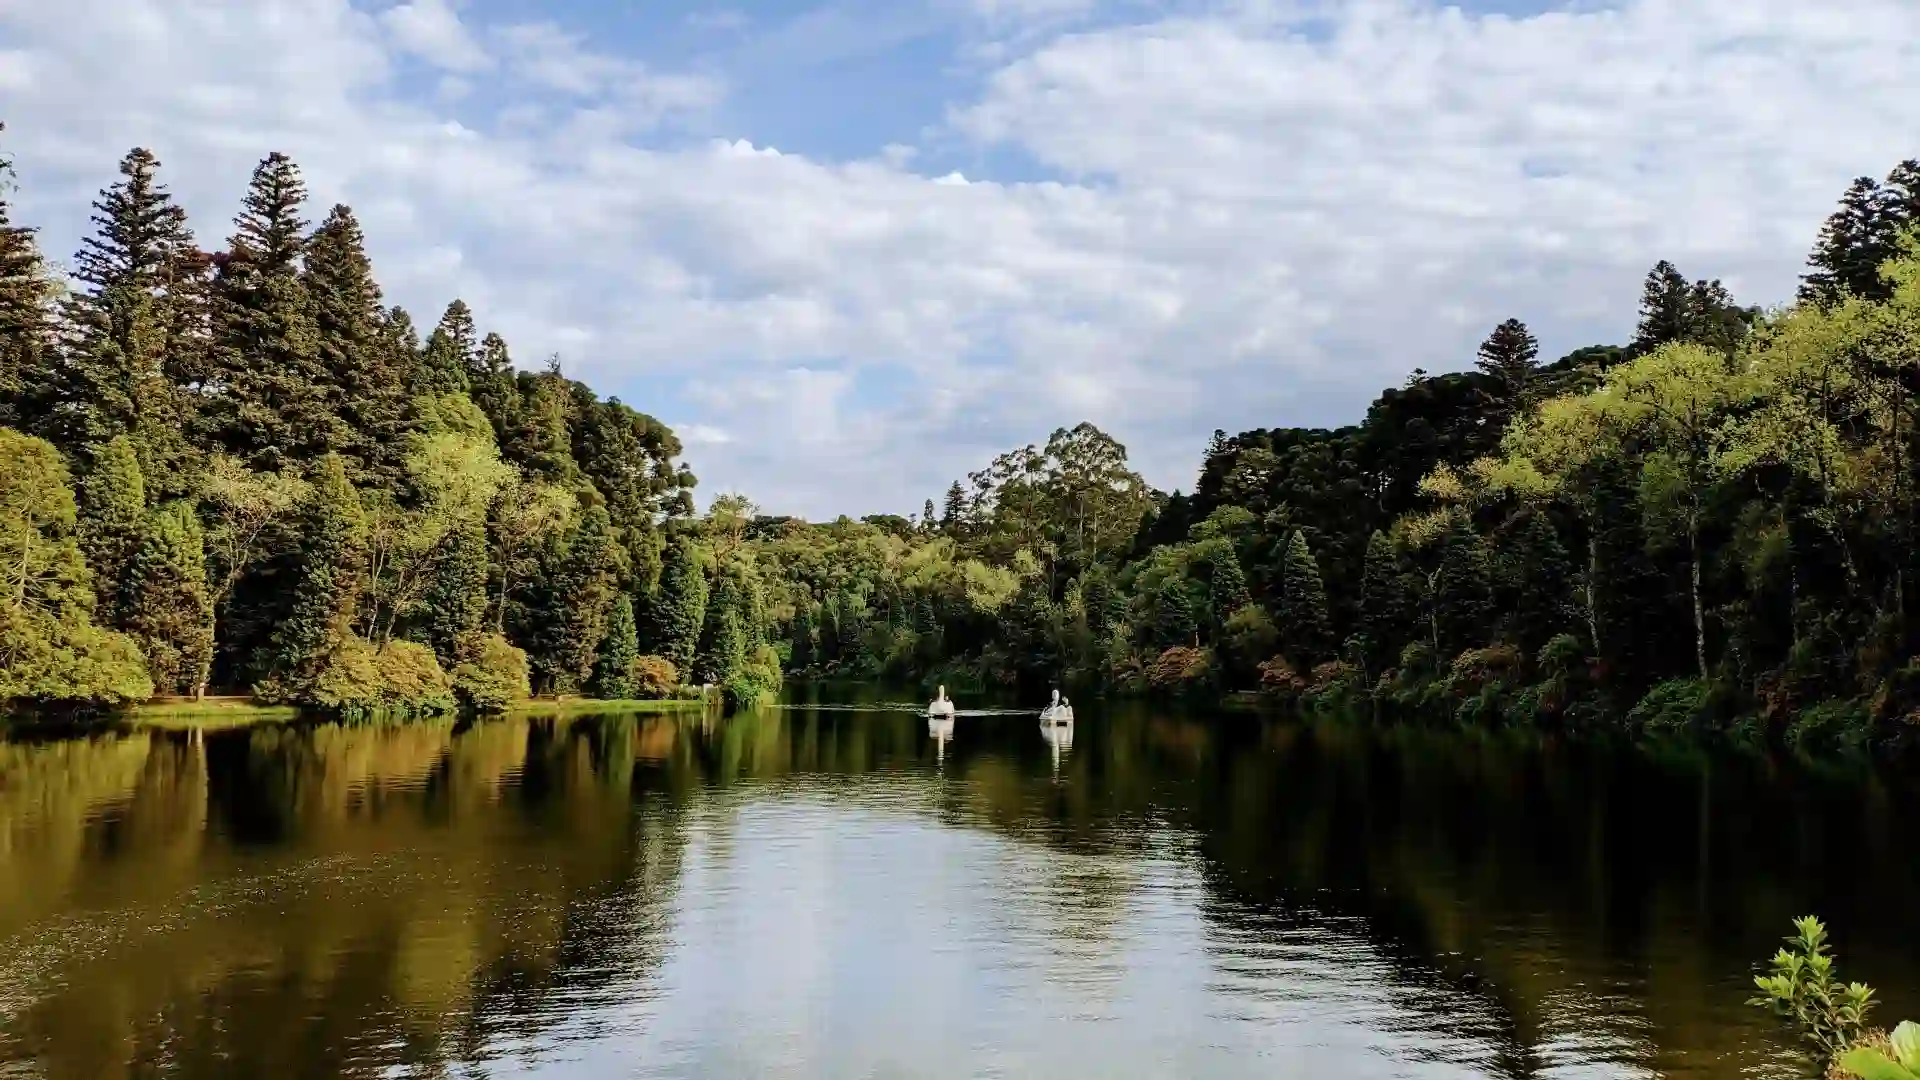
[9,125,1920,748]
[748,158,1920,753]
[0,132,781,716]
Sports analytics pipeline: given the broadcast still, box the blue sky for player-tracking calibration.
[2,0,1917,517]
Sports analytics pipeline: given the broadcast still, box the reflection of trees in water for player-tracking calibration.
[0,714,693,1080]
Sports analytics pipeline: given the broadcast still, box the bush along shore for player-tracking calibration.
[0,134,777,719]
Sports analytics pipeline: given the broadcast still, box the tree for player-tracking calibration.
[0,428,154,706]
[487,476,575,633]
[469,331,519,443]
[305,204,411,485]
[208,153,339,472]
[1276,530,1332,664]
[650,538,709,675]
[424,515,489,669]
[790,603,818,671]
[1475,317,1541,418]
[0,124,59,436]
[59,147,200,492]
[530,504,620,694]
[414,298,476,396]
[1802,175,1895,305]
[1503,511,1575,657]
[1633,260,1693,356]
[123,501,215,696]
[1359,529,1405,672]
[73,435,147,626]
[1434,518,1492,659]
[589,594,640,699]
[940,482,967,536]
[258,454,364,689]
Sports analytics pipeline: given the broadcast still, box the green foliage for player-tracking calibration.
[589,594,640,699]
[1839,1022,1920,1080]
[1750,916,1876,1074]
[261,633,454,718]
[1277,530,1332,664]
[0,428,153,707]
[530,504,621,694]
[450,632,530,713]
[630,654,678,699]
[650,539,709,674]
[123,501,214,696]
[74,435,146,624]
[258,454,364,692]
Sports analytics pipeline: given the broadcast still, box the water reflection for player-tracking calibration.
[0,701,1915,1079]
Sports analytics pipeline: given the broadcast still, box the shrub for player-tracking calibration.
[1147,645,1213,693]
[261,632,457,718]
[1257,655,1306,699]
[1626,677,1712,731]
[451,633,531,712]
[722,644,782,709]
[630,654,678,699]
[1750,915,1876,1074]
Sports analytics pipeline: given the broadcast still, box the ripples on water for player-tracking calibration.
[1,693,1917,1079]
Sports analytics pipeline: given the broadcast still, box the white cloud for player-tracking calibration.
[379,0,491,73]
[1,0,1918,517]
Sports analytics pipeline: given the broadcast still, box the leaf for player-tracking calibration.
[1838,1047,1920,1080]
[1892,1021,1920,1067]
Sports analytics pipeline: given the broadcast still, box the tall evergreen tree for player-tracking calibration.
[209,153,339,472]
[305,204,411,485]
[1632,260,1693,356]
[1474,317,1541,420]
[696,562,750,686]
[1151,576,1197,650]
[1359,529,1404,671]
[790,602,818,671]
[74,435,147,626]
[0,125,58,436]
[468,331,519,443]
[1207,545,1251,629]
[424,516,489,669]
[414,298,476,396]
[60,147,200,491]
[650,539,709,675]
[261,453,364,685]
[940,482,967,535]
[1434,518,1493,659]
[589,594,640,699]
[123,501,215,696]
[1801,176,1893,304]
[509,356,576,482]
[1503,512,1575,657]
[1276,530,1332,663]
[532,504,619,694]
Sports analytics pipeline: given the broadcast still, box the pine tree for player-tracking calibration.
[921,498,937,534]
[1632,260,1694,356]
[1505,512,1575,656]
[468,331,519,443]
[1207,545,1250,629]
[509,356,576,482]
[424,515,489,668]
[0,125,58,435]
[1800,176,1892,304]
[60,148,200,490]
[305,204,410,485]
[210,153,339,472]
[413,298,476,396]
[1475,317,1540,419]
[1434,518,1492,659]
[1359,529,1404,671]
[123,501,215,696]
[589,593,640,699]
[262,453,364,683]
[696,563,749,686]
[74,435,147,626]
[532,504,619,694]
[940,482,967,535]
[1276,530,1332,663]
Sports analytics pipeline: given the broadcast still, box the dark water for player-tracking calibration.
[2,689,1918,1079]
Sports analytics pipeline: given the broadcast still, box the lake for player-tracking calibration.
[2,687,1917,1079]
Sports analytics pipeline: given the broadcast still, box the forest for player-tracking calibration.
[5,123,1920,750]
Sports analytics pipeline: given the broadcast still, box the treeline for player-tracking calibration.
[0,130,782,714]
[754,158,1920,751]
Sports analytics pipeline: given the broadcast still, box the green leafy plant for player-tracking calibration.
[1839,1022,1920,1080]
[1749,916,1876,1072]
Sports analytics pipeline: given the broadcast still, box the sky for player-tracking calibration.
[1,0,1917,519]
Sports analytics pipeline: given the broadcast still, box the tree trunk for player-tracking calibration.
[1689,504,1707,680]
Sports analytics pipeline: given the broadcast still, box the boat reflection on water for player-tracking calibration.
[928,714,955,766]
[1041,714,1073,775]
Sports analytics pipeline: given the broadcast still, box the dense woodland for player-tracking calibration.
[0,130,779,713]
[6,123,1920,749]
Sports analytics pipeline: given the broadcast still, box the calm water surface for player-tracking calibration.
[2,688,1918,1079]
